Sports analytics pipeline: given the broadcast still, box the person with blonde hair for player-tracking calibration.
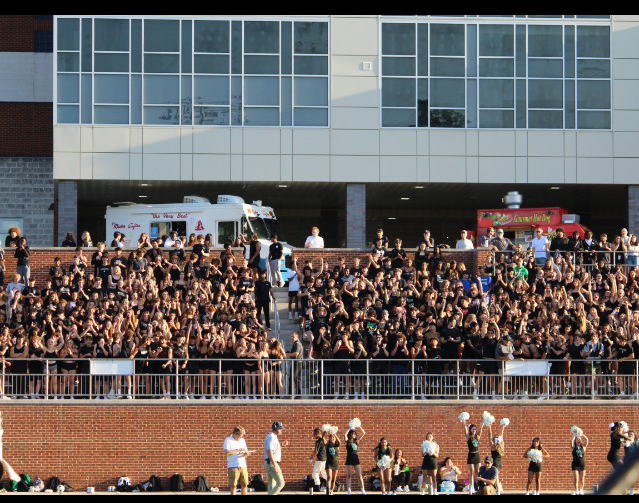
[224,426,253,496]
[304,227,324,249]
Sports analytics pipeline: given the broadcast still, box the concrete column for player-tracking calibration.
[56,181,78,246]
[630,186,639,236]
[346,183,366,249]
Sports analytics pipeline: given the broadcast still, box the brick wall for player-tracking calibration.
[0,401,635,492]
[0,104,53,157]
[0,15,53,52]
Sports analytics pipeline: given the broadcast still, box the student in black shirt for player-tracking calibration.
[254,270,275,329]
[268,234,284,287]
[14,236,30,284]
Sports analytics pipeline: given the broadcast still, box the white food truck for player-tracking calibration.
[105,195,291,272]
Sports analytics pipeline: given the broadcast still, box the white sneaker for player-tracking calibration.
[361,490,366,495]
[397,486,403,492]
[492,392,497,399]
[473,390,479,399]
[288,312,293,320]
[199,395,206,400]
[572,492,577,496]
[189,394,195,400]
[621,391,627,397]
[344,393,350,400]
[404,485,410,492]
[334,394,339,399]
[538,395,547,400]
[523,391,529,399]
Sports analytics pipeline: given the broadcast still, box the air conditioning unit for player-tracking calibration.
[217,195,245,205]
[183,196,210,204]
[562,214,580,224]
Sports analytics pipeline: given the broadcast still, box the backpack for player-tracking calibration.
[170,474,185,492]
[13,474,31,492]
[45,477,61,491]
[117,477,132,492]
[194,475,210,492]
[304,475,314,490]
[249,474,266,492]
[148,475,163,492]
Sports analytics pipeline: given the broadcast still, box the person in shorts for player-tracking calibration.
[224,426,252,495]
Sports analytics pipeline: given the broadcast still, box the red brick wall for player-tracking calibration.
[0,103,53,157]
[0,402,634,492]
[0,15,52,52]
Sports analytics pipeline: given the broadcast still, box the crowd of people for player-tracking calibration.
[0,223,638,400]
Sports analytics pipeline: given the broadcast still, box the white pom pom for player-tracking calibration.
[500,418,510,426]
[610,422,616,429]
[458,412,470,422]
[482,411,495,426]
[621,421,629,433]
[321,424,332,433]
[421,440,431,455]
[571,426,583,438]
[527,449,543,463]
[377,455,392,469]
[427,441,438,456]
[349,418,361,430]
[329,426,339,436]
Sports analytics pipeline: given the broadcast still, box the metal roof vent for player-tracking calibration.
[502,191,523,209]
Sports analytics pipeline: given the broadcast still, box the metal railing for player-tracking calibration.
[1,358,638,401]
[489,249,633,273]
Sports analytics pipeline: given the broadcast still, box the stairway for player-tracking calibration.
[272,287,301,349]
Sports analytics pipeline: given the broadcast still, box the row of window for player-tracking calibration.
[56,17,329,126]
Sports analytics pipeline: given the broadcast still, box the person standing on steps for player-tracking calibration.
[268,234,284,288]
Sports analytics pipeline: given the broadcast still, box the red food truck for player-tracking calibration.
[477,207,591,247]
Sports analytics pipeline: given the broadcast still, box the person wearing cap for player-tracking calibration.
[476,456,497,495]
[225,426,252,496]
[264,421,288,495]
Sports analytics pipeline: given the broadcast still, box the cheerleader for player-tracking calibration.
[607,422,630,469]
[0,413,20,486]
[420,432,439,496]
[345,426,366,495]
[571,432,588,496]
[309,428,327,494]
[488,423,506,495]
[373,438,393,495]
[462,418,484,494]
[326,432,340,495]
[524,437,549,495]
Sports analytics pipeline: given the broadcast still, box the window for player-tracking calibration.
[0,219,23,245]
[217,221,237,245]
[55,16,329,127]
[380,16,611,129]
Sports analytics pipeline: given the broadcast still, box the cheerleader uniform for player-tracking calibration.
[467,437,481,465]
[608,433,623,466]
[571,444,586,472]
[421,450,438,471]
[527,451,542,473]
[345,440,360,466]
[186,342,199,374]
[491,448,502,471]
[326,441,340,471]
[377,446,392,468]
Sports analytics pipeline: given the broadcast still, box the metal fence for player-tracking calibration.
[1,358,638,400]
[489,249,635,273]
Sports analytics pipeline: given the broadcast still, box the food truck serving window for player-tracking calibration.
[217,221,237,245]
[151,221,186,240]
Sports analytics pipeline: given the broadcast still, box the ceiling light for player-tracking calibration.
[140,183,150,187]
[388,217,396,220]
[138,195,147,198]
[414,186,424,189]
[278,185,288,188]
[550,186,560,190]
[401,197,410,200]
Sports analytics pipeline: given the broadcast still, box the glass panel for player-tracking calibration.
[382,77,416,107]
[194,106,229,125]
[244,55,279,74]
[57,105,79,123]
[294,107,328,126]
[382,23,415,55]
[81,18,92,72]
[564,25,575,78]
[281,22,292,74]
[231,76,242,125]
[516,79,526,127]
[516,25,526,77]
[144,20,180,52]
[94,19,128,51]
[528,59,563,78]
[418,78,429,127]
[382,108,416,127]
[479,24,514,56]
[232,21,243,74]
[577,26,610,58]
[577,110,611,129]
[181,75,192,125]
[382,57,416,76]
[430,109,465,127]
[281,77,292,126]
[430,57,465,77]
[194,20,229,53]
[430,24,465,56]
[294,56,328,75]
[94,53,129,72]
[479,79,514,108]
[480,109,514,128]
[131,74,142,124]
[417,24,428,76]
[244,21,279,54]
[430,78,465,108]
[294,77,328,106]
[244,76,279,106]
[57,18,79,51]
[58,52,79,72]
[528,110,563,128]
[57,74,79,103]
[94,105,129,124]
[244,107,279,126]
[565,79,575,128]
[528,80,563,109]
[294,22,328,54]
[479,58,514,77]
[194,75,229,105]
[81,74,92,123]
[95,74,129,104]
[577,80,610,110]
[182,21,192,73]
[144,75,179,104]
[467,24,477,77]
[528,25,562,57]
[577,59,610,79]
[467,79,477,127]
[145,54,180,73]
[144,106,179,125]
[131,19,142,73]
[194,54,228,74]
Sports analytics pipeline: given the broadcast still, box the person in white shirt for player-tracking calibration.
[264,421,288,495]
[304,227,325,249]
[531,228,549,265]
[224,426,252,496]
[5,273,24,321]
[287,257,302,319]
[455,230,474,250]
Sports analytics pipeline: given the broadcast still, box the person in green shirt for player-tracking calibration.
[513,256,529,282]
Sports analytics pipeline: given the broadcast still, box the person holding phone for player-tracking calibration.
[225,426,253,496]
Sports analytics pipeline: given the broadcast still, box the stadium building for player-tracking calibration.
[2,15,639,246]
